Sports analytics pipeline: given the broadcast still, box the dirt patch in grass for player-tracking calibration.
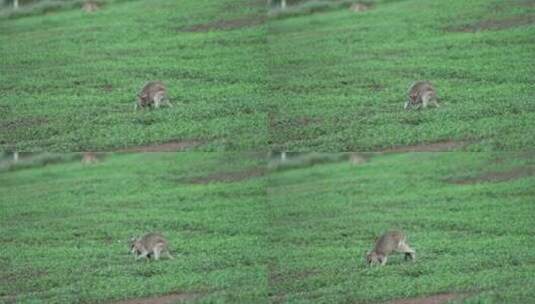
[112,292,200,304]
[118,140,202,152]
[382,140,471,152]
[447,15,535,32]
[179,15,266,32]
[447,167,535,185]
[388,292,462,304]
[186,167,266,184]
[101,84,114,92]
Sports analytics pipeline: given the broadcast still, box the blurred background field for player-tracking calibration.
[1,0,534,151]
[1,151,534,303]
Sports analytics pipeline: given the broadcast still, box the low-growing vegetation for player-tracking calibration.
[1,0,534,151]
[0,0,268,151]
[1,152,534,303]
[267,152,535,303]
[267,0,535,151]
[0,152,268,303]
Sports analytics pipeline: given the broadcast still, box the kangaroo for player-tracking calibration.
[366,230,415,266]
[135,81,172,110]
[82,1,100,13]
[130,233,174,260]
[349,3,370,13]
[405,81,439,110]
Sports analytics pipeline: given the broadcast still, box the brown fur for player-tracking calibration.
[405,81,439,110]
[366,230,415,266]
[130,233,174,260]
[349,153,366,165]
[135,81,172,110]
[82,1,100,13]
[349,3,370,12]
[81,152,98,164]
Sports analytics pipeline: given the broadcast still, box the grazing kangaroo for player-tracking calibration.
[130,233,174,260]
[366,230,415,266]
[405,81,439,110]
[135,81,172,110]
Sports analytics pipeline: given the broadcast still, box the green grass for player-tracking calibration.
[1,152,534,303]
[0,0,268,151]
[2,0,534,151]
[267,152,535,303]
[267,0,535,151]
[0,153,268,303]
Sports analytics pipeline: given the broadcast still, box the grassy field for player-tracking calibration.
[2,0,534,151]
[0,0,267,151]
[267,0,535,151]
[1,152,534,303]
[0,153,268,303]
[267,152,535,303]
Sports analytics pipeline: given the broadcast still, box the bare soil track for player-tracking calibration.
[447,15,535,32]
[118,140,202,152]
[447,167,535,184]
